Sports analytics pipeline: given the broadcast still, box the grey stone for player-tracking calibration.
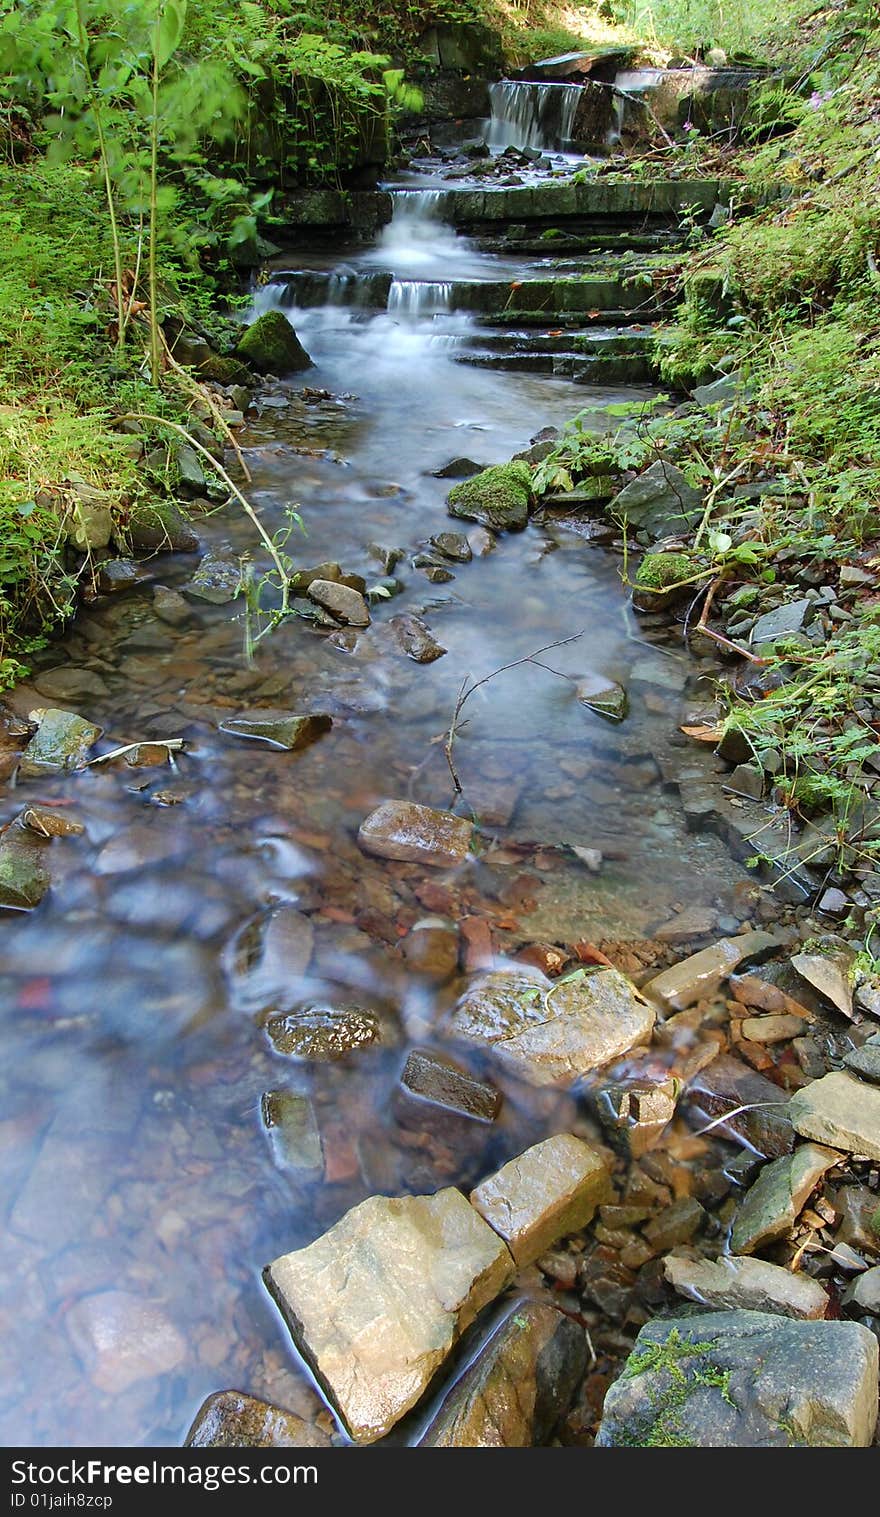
[686,1054,795,1158]
[219,712,332,751]
[728,762,764,800]
[664,1254,828,1319]
[448,966,655,1088]
[693,371,741,407]
[18,708,102,777]
[420,1301,587,1447]
[264,1189,515,1442]
[186,552,241,603]
[358,801,472,868]
[0,823,51,910]
[643,1196,705,1251]
[818,888,850,917]
[750,599,813,646]
[307,579,370,626]
[731,1143,841,1254]
[576,675,628,723]
[789,1071,880,1160]
[791,951,854,1019]
[845,1035,880,1084]
[596,1311,878,1447]
[186,1390,330,1448]
[175,442,206,491]
[470,1134,611,1266]
[607,460,703,540]
[430,531,472,562]
[844,1264,880,1313]
[98,557,137,592]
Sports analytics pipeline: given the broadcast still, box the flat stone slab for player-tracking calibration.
[685,1054,795,1158]
[219,713,332,751]
[261,1090,323,1174]
[730,1143,841,1255]
[398,1050,500,1123]
[470,1133,611,1265]
[448,967,654,1087]
[788,1071,880,1160]
[358,800,473,868]
[596,1310,878,1447]
[644,932,779,1010]
[664,1255,828,1319]
[420,1301,587,1446]
[185,1390,331,1448]
[264,1189,515,1442]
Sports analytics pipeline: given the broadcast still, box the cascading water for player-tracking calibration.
[387,280,453,318]
[486,80,582,152]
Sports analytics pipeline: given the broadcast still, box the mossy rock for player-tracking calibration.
[117,500,200,555]
[636,551,694,590]
[235,311,312,375]
[199,354,254,386]
[447,461,532,533]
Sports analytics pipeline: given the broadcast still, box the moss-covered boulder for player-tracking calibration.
[199,354,254,386]
[633,550,695,611]
[117,500,199,555]
[447,461,532,533]
[235,311,312,375]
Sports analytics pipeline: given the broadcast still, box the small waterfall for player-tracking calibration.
[487,80,582,152]
[387,281,452,318]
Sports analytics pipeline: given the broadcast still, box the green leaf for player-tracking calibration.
[153,0,187,71]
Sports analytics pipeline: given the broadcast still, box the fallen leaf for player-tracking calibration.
[680,723,722,743]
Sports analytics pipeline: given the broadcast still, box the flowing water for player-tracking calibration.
[0,185,752,1445]
[486,80,583,153]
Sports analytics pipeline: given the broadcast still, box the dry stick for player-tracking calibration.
[688,573,768,665]
[122,413,291,615]
[443,631,584,794]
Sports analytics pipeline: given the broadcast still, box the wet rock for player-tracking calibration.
[728,762,765,800]
[358,800,473,868]
[420,1301,587,1447]
[576,675,628,724]
[290,562,366,594]
[261,1091,323,1175]
[400,920,460,981]
[643,1196,705,1252]
[818,887,849,916]
[235,311,312,374]
[664,1255,828,1319]
[229,906,314,1012]
[65,1290,186,1394]
[186,1390,331,1448]
[470,1133,610,1266]
[397,1049,499,1123]
[730,1143,841,1255]
[264,1189,515,1443]
[33,667,110,701]
[655,908,718,943]
[447,461,532,533]
[389,614,447,663]
[18,708,102,777]
[219,712,332,751]
[421,565,455,584]
[594,1076,679,1158]
[123,501,199,553]
[98,557,137,593]
[21,807,85,838]
[186,551,242,603]
[430,531,472,562]
[607,460,703,540]
[266,1005,383,1061]
[596,1311,878,1447]
[791,951,854,1019]
[751,599,813,647]
[430,457,484,479]
[845,1033,880,1084]
[686,1054,795,1158]
[153,586,191,625]
[448,967,655,1088]
[644,932,780,1010]
[307,579,371,626]
[0,823,51,910]
[788,1071,880,1160]
[739,1013,806,1044]
[64,488,113,550]
[367,543,404,574]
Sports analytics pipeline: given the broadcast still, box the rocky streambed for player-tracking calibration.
[1,148,879,1450]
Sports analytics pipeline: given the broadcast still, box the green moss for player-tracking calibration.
[617,1328,739,1448]
[447,460,533,532]
[235,311,312,375]
[636,551,694,589]
[198,354,253,386]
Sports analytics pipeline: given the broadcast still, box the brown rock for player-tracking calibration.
[186,1390,331,1448]
[644,932,780,1010]
[470,1133,610,1266]
[65,1291,185,1393]
[307,579,370,626]
[358,801,473,868]
[685,1053,795,1158]
[397,1050,499,1124]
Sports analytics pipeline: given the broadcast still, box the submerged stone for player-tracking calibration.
[186,551,242,603]
[186,1390,331,1449]
[448,967,655,1087]
[420,1301,587,1447]
[576,674,628,723]
[358,800,473,868]
[229,905,314,1013]
[18,708,102,777]
[388,613,447,663]
[266,1005,384,1061]
[470,1133,610,1266]
[730,1143,841,1255]
[663,1255,828,1320]
[398,1049,499,1123]
[430,531,473,562]
[0,823,51,910]
[447,461,532,532]
[65,1290,186,1395]
[264,1189,515,1442]
[261,1090,323,1175]
[219,712,332,751]
[596,1311,878,1447]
